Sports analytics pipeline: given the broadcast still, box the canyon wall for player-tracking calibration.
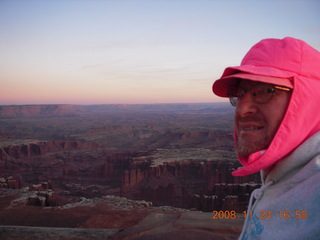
[0,141,97,161]
[0,136,259,213]
[0,140,260,212]
[120,159,260,212]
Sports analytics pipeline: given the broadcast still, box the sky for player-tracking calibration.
[1,0,319,105]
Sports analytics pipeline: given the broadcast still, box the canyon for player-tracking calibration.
[0,103,260,239]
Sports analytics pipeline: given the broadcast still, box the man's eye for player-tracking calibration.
[265,88,274,93]
[235,89,245,97]
[267,88,273,93]
[258,88,273,95]
[237,92,245,98]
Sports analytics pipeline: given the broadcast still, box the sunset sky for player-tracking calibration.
[1,0,320,105]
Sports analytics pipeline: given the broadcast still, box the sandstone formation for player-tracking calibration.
[0,103,255,239]
[120,158,260,212]
[0,140,260,212]
[0,176,21,189]
[0,140,97,161]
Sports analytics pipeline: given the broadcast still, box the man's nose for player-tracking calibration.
[235,92,258,117]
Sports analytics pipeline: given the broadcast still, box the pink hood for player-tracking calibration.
[212,37,320,176]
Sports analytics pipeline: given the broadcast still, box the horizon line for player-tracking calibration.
[0,101,228,107]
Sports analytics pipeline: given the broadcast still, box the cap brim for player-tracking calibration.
[212,72,293,97]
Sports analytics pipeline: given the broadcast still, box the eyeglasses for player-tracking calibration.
[228,84,291,107]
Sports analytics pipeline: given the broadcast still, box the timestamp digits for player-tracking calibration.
[278,210,308,219]
[212,210,308,220]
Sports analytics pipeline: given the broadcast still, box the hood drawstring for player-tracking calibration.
[238,181,274,240]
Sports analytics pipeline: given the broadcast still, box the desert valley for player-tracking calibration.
[0,103,261,239]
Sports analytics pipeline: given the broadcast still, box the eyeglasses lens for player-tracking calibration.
[229,85,275,106]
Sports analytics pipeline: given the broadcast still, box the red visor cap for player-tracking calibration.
[212,72,294,98]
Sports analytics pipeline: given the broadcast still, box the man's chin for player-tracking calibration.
[236,150,252,159]
[236,142,266,159]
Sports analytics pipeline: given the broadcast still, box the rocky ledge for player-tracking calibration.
[0,190,243,240]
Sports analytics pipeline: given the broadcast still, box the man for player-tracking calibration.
[212,37,320,239]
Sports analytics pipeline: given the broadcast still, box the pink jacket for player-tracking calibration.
[217,37,320,176]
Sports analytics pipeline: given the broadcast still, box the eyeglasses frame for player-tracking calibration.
[228,84,292,107]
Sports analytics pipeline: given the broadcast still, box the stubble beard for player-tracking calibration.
[236,135,270,159]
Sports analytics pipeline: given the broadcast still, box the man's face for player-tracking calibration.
[234,80,292,158]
